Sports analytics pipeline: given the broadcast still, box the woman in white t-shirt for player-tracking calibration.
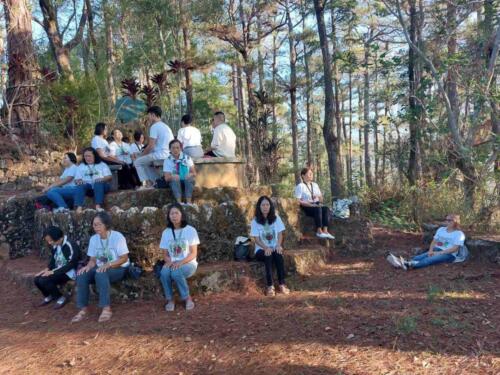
[109,129,141,189]
[72,212,130,323]
[294,167,335,240]
[163,139,196,204]
[387,214,468,270]
[177,114,203,159]
[73,147,112,213]
[129,129,145,160]
[39,152,78,212]
[250,196,290,296]
[159,203,199,311]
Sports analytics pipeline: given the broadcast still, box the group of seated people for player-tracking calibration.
[37,106,237,211]
[35,196,291,321]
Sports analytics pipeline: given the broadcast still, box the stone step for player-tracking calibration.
[0,246,333,300]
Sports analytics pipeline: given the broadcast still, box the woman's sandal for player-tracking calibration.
[71,309,87,323]
[98,309,113,323]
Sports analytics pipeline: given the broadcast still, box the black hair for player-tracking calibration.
[133,129,144,142]
[93,211,113,230]
[181,114,192,125]
[254,195,277,225]
[300,167,312,180]
[214,111,225,120]
[65,152,77,164]
[122,136,130,143]
[82,147,102,164]
[43,226,64,241]
[169,138,183,149]
[147,106,162,118]
[165,203,188,229]
[94,122,107,136]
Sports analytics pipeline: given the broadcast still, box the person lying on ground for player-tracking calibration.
[159,203,199,312]
[204,111,236,158]
[37,152,78,212]
[71,212,130,323]
[177,114,203,159]
[134,106,174,190]
[34,226,79,310]
[251,195,290,297]
[387,214,468,270]
[294,167,335,240]
[109,128,140,189]
[163,139,196,205]
[73,147,112,213]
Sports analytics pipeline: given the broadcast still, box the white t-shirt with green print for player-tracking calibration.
[159,225,200,265]
[87,231,130,268]
[250,215,286,254]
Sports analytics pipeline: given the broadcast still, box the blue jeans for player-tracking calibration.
[76,266,127,308]
[160,262,197,300]
[410,249,455,269]
[169,178,195,200]
[74,182,110,206]
[46,186,77,208]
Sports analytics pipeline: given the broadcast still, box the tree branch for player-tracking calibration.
[64,2,87,51]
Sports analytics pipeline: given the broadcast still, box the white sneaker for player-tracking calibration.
[324,233,335,240]
[53,207,68,213]
[165,301,175,312]
[316,232,328,239]
[386,253,403,269]
[399,256,408,271]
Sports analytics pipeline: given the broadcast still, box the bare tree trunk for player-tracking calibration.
[358,85,363,188]
[231,63,244,155]
[373,48,379,186]
[301,0,312,166]
[179,0,193,115]
[271,31,278,142]
[4,0,40,139]
[85,0,99,71]
[347,71,353,191]
[363,42,373,187]
[313,0,343,197]
[285,0,300,183]
[331,15,344,191]
[256,13,265,91]
[237,62,249,160]
[103,0,116,107]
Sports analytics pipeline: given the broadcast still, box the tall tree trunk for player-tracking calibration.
[363,42,373,187]
[285,0,300,183]
[271,31,278,142]
[85,0,99,71]
[179,0,193,115]
[373,47,379,186]
[313,0,343,197]
[301,0,313,166]
[256,13,265,91]
[347,71,353,191]
[4,0,40,139]
[357,85,364,188]
[237,62,249,161]
[231,63,244,154]
[103,0,116,107]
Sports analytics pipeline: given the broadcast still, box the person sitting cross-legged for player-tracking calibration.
[73,147,112,213]
[387,214,468,270]
[163,139,196,205]
[159,203,199,312]
[71,212,130,323]
[250,196,290,297]
[34,226,79,310]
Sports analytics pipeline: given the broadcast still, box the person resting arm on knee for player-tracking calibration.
[163,139,196,205]
[387,214,467,270]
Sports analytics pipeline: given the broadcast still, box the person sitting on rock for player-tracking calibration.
[251,195,290,297]
[34,226,79,310]
[294,167,335,240]
[129,129,145,161]
[73,147,112,213]
[109,128,140,189]
[159,203,199,312]
[134,106,174,189]
[204,111,236,158]
[71,212,130,323]
[387,214,468,270]
[163,139,196,205]
[177,114,203,159]
[39,152,78,212]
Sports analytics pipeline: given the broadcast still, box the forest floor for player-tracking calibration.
[0,227,498,375]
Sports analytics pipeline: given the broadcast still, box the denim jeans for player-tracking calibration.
[169,178,195,200]
[74,182,110,206]
[76,266,127,308]
[160,262,197,300]
[46,186,78,208]
[410,249,455,269]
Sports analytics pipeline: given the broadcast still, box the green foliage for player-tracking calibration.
[394,315,418,335]
[426,284,443,302]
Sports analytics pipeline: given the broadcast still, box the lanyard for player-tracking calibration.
[171,227,183,241]
[87,164,98,178]
[305,182,315,199]
[99,232,110,253]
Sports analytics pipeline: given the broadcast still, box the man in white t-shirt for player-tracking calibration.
[133,106,174,189]
[204,111,236,158]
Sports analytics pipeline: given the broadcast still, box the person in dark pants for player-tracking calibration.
[34,226,79,309]
[294,167,335,240]
[250,196,290,297]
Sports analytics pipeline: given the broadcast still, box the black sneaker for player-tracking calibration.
[53,295,69,310]
[37,296,53,307]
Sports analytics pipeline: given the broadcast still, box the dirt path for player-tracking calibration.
[0,228,498,374]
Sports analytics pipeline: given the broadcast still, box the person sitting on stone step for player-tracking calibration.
[134,106,174,189]
[294,167,335,240]
[251,196,290,297]
[34,226,79,310]
[38,152,78,212]
[129,129,145,161]
[73,147,112,213]
[177,114,203,159]
[109,128,140,189]
[387,214,468,270]
[163,139,196,205]
[204,111,236,158]
[159,203,199,312]
[71,212,130,323]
